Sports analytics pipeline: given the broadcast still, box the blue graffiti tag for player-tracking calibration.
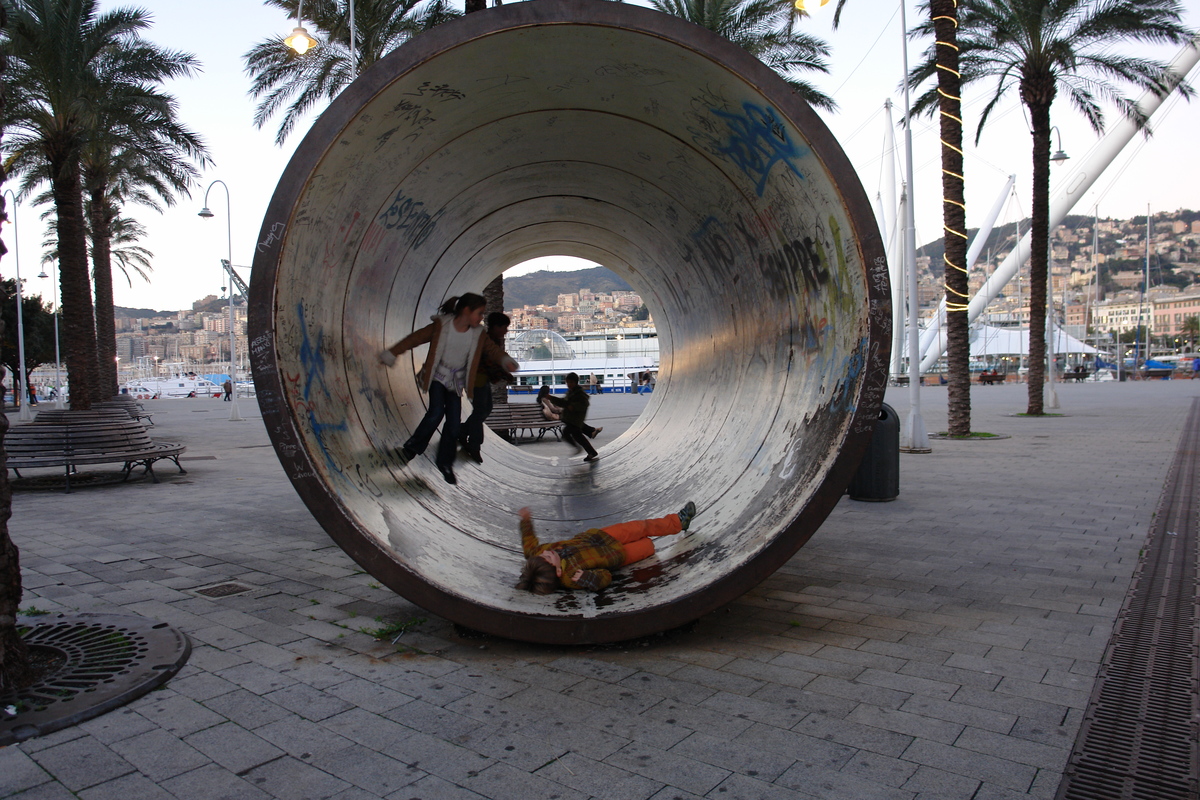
[296,303,348,475]
[710,102,807,196]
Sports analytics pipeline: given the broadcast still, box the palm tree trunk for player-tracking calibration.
[932,0,970,435]
[52,158,101,409]
[1025,100,1052,415]
[89,189,118,398]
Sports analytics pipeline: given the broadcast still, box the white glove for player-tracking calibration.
[378,349,397,367]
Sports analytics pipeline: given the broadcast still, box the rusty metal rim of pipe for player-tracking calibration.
[250,0,892,642]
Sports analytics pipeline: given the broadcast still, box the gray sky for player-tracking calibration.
[5,0,1198,311]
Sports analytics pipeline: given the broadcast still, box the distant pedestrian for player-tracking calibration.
[222,379,233,401]
[587,373,599,395]
[380,294,518,485]
[543,372,600,461]
[460,312,516,464]
[1193,356,1199,379]
[515,502,698,593]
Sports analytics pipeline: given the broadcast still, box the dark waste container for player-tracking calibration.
[848,403,899,502]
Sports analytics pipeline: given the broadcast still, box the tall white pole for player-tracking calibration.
[1143,205,1151,365]
[200,180,243,421]
[348,0,357,73]
[882,99,906,377]
[898,0,929,453]
[920,35,1200,372]
[4,191,32,422]
[1045,237,1059,408]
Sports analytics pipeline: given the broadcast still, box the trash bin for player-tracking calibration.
[848,403,899,501]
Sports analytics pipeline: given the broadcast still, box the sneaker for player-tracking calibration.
[439,466,457,485]
[397,445,417,463]
[584,454,600,463]
[379,349,397,367]
[588,427,603,439]
[678,501,697,531]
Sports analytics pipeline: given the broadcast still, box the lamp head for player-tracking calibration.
[198,207,214,219]
[285,26,318,55]
[1051,149,1069,165]
[37,269,48,279]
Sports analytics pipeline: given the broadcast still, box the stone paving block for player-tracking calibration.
[321,708,416,752]
[0,780,80,800]
[307,743,425,795]
[234,640,314,669]
[186,644,251,673]
[668,731,796,781]
[900,739,1035,793]
[646,785,706,800]
[639,699,757,741]
[77,707,160,744]
[721,658,817,691]
[461,761,589,800]
[852,668,958,703]
[384,698,485,740]
[846,704,963,745]
[487,661,588,693]
[954,727,1070,771]
[0,745,51,795]
[896,660,1002,692]
[705,772,821,800]
[897,695,1016,735]
[200,688,292,730]
[379,670,475,707]
[767,652,864,681]
[241,754,352,800]
[792,712,913,758]
[667,664,767,697]
[604,741,731,795]
[184,721,286,774]
[438,667,527,699]
[699,691,808,730]
[562,677,666,715]
[262,682,355,722]
[798,675,910,710]
[167,671,239,702]
[663,649,736,671]
[214,661,299,696]
[238,621,310,647]
[27,736,135,792]
[385,729,495,783]
[325,677,414,713]
[389,773,490,800]
[76,771,177,800]
[732,723,856,772]
[535,750,663,799]
[775,760,914,800]
[255,715,356,757]
[188,624,260,651]
[840,749,919,789]
[899,764,980,799]
[109,728,211,782]
[454,724,568,771]
[546,656,639,684]
[993,676,1089,709]
[129,692,225,737]
[619,671,720,705]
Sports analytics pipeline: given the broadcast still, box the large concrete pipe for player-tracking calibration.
[249,0,890,644]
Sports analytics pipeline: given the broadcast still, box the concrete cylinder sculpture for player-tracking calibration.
[249,0,891,644]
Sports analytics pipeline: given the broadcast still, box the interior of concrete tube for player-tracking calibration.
[248,1,890,644]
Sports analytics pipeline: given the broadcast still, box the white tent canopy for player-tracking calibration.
[900,324,1099,359]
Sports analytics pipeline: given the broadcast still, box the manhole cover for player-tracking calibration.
[193,582,253,598]
[0,613,191,745]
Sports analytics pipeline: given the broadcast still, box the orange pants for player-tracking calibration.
[601,514,683,566]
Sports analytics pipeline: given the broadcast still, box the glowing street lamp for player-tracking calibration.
[794,0,832,15]
[285,0,319,55]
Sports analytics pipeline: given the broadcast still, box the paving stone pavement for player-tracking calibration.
[2,380,1194,800]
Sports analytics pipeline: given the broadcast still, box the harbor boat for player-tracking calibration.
[511,356,658,394]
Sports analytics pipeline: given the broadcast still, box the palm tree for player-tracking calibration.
[833,0,971,434]
[1183,315,1199,351]
[651,0,836,110]
[244,0,461,146]
[930,0,1194,415]
[1,0,200,407]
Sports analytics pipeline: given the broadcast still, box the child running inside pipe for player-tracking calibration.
[380,293,518,485]
[542,372,601,461]
[515,502,697,593]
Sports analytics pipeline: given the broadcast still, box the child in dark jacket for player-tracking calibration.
[545,372,599,461]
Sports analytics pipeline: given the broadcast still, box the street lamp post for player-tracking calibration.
[3,190,33,421]
[198,179,243,421]
[543,336,554,391]
[1045,128,1070,409]
[36,261,63,408]
[615,333,626,392]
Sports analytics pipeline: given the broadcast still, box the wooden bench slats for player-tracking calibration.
[486,403,562,441]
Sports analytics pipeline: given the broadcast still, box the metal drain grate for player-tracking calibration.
[1057,399,1200,800]
[194,582,253,598]
[1,613,191,745]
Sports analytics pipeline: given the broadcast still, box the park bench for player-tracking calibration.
[977,373,1006,385]
[509,385,538,394]
[1060,370,1088,383]
[96,396,154,425]
[486,403,562,442]
[6,410,186,491]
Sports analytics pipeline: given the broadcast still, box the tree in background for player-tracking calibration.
[940,0,1194,414]
[653,0,836,110]
[0,278,58,401]
[244,0,460,145]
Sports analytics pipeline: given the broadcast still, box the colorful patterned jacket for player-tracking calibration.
[520,515,622,591]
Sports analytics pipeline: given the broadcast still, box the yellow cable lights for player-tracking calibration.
[934,1,970,312]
